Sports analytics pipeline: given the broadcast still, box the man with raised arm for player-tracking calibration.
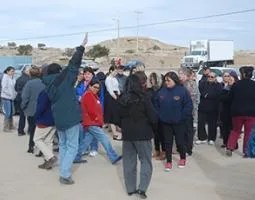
[42,34,88,184]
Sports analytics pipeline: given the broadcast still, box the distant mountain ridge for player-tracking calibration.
[0,37,254,68]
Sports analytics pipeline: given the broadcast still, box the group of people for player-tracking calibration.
[1,33,255,199]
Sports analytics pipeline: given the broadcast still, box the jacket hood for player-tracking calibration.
[42,74,59,87]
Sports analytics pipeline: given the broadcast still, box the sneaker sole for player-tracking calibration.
[178,165,185,169]
[164,168,171,172]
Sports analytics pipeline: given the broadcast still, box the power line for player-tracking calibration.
[1,8,254,42]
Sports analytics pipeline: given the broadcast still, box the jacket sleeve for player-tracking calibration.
[65,46,85,85]
[144,96,158,125]
[1,75,12,98]
[21,82,30,110]
[181,89,193,120]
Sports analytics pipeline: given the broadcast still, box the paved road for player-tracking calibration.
[0,115,254,200]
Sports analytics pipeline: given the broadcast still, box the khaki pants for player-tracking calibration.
[33,127,55,161]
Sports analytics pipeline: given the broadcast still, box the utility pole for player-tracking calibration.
[112,18,120,57]
[134,11,142,54]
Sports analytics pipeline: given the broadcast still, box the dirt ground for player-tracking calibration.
[0,114,255,200]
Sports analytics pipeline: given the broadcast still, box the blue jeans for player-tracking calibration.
[75,124,99,161]
[76,126,119,163]
[1,98,13,119]
[58,124,79,178]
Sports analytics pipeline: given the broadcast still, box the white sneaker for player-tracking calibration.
[208,140,215,145]
[195,140,207,145]
[89,151,98,157]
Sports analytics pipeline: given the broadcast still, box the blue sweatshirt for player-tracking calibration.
[35,90,54,127]
[156,85,193,124]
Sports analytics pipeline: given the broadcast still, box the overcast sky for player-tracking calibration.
[0,0,254,49]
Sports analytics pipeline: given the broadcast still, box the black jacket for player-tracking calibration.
[230,79,255,117]
[117,92,158,141]
[14,73,30,102]
[198,81,222,113]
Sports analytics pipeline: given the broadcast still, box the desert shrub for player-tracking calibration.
[125,49,134,54]
[86,45,109,58]
[17,44,33,55]
[152,45,161,50]
[8,42,16,49]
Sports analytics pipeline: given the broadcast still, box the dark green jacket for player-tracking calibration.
[43,46,85,131]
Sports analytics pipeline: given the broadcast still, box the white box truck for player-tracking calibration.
[181,40,234,69]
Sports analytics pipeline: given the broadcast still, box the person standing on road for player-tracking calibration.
[1,66,16,132]
[226,66,255,157]
[196,72,222,145]
[179,68,199,155]
[79,79,122,164]
[43,34,88,185]
[156,72,193,171]
[118,74,157,199]
[34,88,57,170]
[15,65,31,136]
[21,66,45,153]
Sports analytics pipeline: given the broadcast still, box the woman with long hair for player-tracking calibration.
[156,71,193,171]
[1,66,16,132]
[118,74,157,199]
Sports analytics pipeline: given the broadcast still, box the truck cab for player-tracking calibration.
[181,40,234,70]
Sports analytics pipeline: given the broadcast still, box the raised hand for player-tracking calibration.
[81,32,88,47]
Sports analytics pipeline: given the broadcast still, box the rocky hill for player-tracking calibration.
[0,37,254,69]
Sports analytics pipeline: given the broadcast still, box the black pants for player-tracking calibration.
[185,116,194,154]
[16,99,26,134]
[27,116,36,150]
[154,122,165,152]
[161,122,186,163]
[198,112,218,141]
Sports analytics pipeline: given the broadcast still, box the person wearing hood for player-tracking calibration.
[42,34,88,185]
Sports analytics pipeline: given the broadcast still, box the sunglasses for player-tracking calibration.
[208,76,215,78]
[223,75,230,77]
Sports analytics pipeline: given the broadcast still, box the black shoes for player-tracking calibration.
[137,190,147,199]
[27,148,34,153]
[112,156,122,165]
[127,190,147,199]
[73,159,88,164]
[18,132,26,136]
[59,177,74,185]
[128,190,137,196]
[35,151,43,157]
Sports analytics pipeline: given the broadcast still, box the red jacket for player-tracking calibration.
[81,90,104,127]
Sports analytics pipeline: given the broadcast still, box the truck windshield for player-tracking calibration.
[191,51,203,56]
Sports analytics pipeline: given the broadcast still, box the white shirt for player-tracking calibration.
[105,75,120,97]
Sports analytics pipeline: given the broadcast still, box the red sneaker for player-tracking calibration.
[178,159,186,168]
[164,162,172,171]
